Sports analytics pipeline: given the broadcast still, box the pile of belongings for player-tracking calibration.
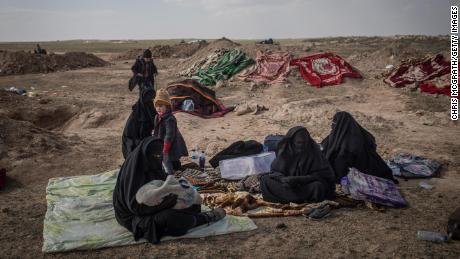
[192,49,254,86]
[238,51,291,84]
[167,79,234,118]
[209,140,264,168]
[290,52,362,87]
[234,101,269,116]
[386,152,441,178]
[174,168,239,194]
[383,54,451,95]
[341,168,408,208]
[180,49,227,77]
[202,191,341,218]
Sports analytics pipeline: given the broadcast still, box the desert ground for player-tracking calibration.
[0,36,459,258]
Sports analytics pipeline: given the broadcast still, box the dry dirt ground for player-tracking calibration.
[0,36,459,258]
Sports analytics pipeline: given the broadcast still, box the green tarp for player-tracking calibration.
[42,169,257,253]
[192,49,254,86]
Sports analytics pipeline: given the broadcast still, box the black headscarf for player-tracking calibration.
[121,87,157,158]
[321,111,395,182]
[271,126,335,185]
[114,136,176,241]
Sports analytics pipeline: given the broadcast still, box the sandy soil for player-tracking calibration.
[0,36,459,258]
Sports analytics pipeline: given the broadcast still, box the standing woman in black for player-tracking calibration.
[321,111,397,183]
[121,86,157,159]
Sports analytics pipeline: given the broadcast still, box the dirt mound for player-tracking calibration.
[0,91,80,130]
[0,51,109,76]
[205,37,240,50]
[113,40,209,61]
[0,115,73,162]
[63,109,121,131]
[177,38,242,75]
[347,40,430,77]
[0,93,75,162]
[112,48,143,61]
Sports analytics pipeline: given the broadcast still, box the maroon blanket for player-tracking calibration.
[290,52,362,87]
[419,74,452,97]
[167,79,233,119]
[238,51,291,84]
[384,54,450,88]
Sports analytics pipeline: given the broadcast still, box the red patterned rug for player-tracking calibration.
[238,51,291,84]
[384,54,450,88]
[419,74,452,97]
[290,52,362,87]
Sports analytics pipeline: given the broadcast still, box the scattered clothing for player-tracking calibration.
[384,54,450,88]
[42,169,257,253]
[192,49,254,86]
[341,168,407,208]
[203,192,340,218]
[321,111,396,183]
[5,86,27,95]
[209,140,263,168]
[234,101,268,116]
[167,79,234,118]
[290,52,362,87]
[121,87,157,159]
[259,127,336,204]
[238,51,291,84]
[388,152,441,178]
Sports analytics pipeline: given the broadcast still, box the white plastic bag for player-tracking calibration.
[219,152,275,180]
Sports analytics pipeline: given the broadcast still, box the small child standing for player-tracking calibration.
[153,89,188,174]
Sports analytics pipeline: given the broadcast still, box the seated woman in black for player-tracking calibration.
[259,126,336,204]
[113,136,225,244]
[321,111,397,183]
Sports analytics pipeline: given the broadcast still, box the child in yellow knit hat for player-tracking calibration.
[153,89,188,174]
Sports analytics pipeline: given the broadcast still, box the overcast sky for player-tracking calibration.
[0,0,453,42]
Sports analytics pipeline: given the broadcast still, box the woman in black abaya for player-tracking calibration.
[321,111,396,183]
[113,136,225,244]
[259,126,336,204]
[121,87,157,159]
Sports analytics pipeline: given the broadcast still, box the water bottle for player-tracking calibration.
[416,230,449,243]
[199,151,206,172]
[191,149,197,164]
